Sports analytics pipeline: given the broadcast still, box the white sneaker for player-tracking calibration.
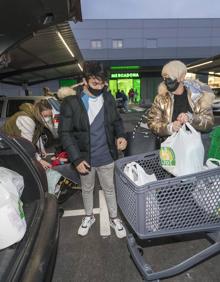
[78,216,96,236]
[110,218,126,238]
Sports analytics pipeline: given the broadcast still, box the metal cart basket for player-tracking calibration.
[115,151,220,281]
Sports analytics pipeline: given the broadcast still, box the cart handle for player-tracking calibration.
[143,152,158,159]
[127,233,220,281]
[180,176,196,184]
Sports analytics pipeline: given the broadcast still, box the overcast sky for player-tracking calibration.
[81,0,220,19]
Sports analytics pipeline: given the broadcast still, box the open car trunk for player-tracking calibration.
[0,134,59,281]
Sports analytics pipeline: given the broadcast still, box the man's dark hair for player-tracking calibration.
[83,61,107,81]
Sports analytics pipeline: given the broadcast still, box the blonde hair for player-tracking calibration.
[57,87,76,99]
[33,99,52,124]
[162,60,187,80]
[57,82,83,99]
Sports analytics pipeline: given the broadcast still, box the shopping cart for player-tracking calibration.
[115,151,220,281]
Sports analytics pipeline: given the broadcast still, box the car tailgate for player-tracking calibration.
[21,194,59,282]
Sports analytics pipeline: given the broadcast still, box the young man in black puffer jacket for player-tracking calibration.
[58,61,127,238]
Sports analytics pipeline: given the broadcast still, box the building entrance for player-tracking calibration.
[109,77,140,103]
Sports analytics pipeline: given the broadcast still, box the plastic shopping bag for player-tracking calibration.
[0,170,26,250]
[124,161,157,186]
[193,158,220,216]
[160,123,204,176]
[46,168,62,194]
[0,167,24,197]
[205,158,220,170]
[124,162,159,231]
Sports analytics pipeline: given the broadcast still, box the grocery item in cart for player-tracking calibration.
[160,123,204,176]
[193,158,220,216]
[124,161,157,186]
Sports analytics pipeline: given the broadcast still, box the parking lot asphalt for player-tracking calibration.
[52,109,220,282]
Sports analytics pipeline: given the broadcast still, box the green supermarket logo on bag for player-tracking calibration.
[160,147,176,166]
[18,200,25,219]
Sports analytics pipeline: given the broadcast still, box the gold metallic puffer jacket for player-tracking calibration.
[146,80,215,137]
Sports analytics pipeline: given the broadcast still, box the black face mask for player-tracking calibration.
[164,78,180,92]
[88,85,104,96]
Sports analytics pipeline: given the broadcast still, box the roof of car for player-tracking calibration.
[0,96,56,100]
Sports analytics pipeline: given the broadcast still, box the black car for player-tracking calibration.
[0,133,59,281]
[0,0,82,281]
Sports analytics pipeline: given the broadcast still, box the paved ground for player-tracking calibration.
[52,108,220,282]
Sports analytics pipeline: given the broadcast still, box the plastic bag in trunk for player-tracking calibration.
[0,168,26,249]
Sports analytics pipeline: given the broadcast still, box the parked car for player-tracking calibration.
[0,96,60,147]
[0,133,59,281]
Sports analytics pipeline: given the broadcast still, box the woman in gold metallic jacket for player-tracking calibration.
[147,60,215,137]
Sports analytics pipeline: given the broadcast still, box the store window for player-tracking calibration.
[112,39,123,49]
[146,39,157,48]
[91,40,102,49]
[185,72,196,80]
[109,77,141,103]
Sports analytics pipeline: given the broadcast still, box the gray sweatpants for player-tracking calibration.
[80,162,117,218]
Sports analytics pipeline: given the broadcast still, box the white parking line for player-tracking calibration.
[63,208,100,217]
[62,190,111,237]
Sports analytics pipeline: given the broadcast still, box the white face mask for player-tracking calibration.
[43,116,52,123]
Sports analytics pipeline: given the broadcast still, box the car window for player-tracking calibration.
[0,100,3,115]
[6,99,35,117]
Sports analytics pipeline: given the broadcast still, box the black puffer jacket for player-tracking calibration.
[58,89,126,167]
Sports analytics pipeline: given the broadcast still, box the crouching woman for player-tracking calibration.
[2,99,52,168]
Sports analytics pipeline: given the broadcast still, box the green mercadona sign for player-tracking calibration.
[111,73,139,79]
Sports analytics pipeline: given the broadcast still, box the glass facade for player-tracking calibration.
[109,76,141,102]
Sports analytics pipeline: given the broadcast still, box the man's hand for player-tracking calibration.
[39,159,52,170]
[177,112,189,124]
[172,121,182,132]
[116,137,127,151]
[76,160,90,174]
